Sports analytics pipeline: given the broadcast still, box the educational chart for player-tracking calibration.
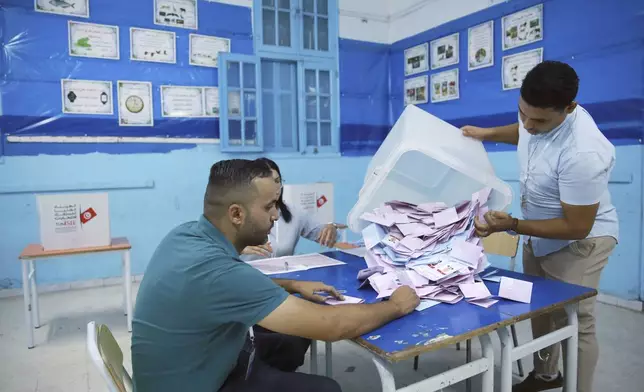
[161,85,204,117]
[189,34,231,68]
[404,75,428,106]
[502,48,543,90]
[404,43,429,76]
[430,33,459,70]
[431,68,459,103]
[35,0,89,18]
[61,79,113,115]
[130,28,176,64]
[204,87,220,117]
[155,0,198,29]
[68,21,119,60]
[502,4,543,50]
[468,20,494,70]
[118,81,154,126]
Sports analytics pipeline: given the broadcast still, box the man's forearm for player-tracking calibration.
[516,218,589,240]
[486,123,520,145]
[328,301,402,341]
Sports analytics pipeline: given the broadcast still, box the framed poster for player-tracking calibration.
[405,43,429,76]
[404,76,428,106]
[189,34,231,68]
[35,0,89,18]
[430,33,459,70]
[118,81,154,126]
[68,21,119,60]
[160,85,204,117]
[502,4,543,51]
[430,68,459,103]
[61,79,113,115]
[154,0,198,30]
[203,87,220,117]
[468,20,494,71]
[131,28,176,64]
[502,48,543,90]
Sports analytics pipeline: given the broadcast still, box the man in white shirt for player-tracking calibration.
[463,61,618,392]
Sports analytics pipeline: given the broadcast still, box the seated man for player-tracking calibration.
[131,159,420,392]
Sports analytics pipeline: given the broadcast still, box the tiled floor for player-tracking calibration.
[1,283,643,392]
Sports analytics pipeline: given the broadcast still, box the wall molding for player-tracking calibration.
[498,172,634,184]
[0,180,155,195]
[7,135,220,145]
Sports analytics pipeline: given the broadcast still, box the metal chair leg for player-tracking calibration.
[413,355,419,371]
[511,324,525,377]
[466,339,472,392]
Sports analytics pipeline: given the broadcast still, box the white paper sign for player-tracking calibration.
[404,43,429,76]
[204,87,220,117]
[404,75,428,106]
[502,4,543,51]
[155,0,198,30]
[118,81,154,126]
[190,34,231,68]
[431,68,459,103]
[68,21,119,60]
[35,0,89,18]
[161,85,204,117]
[468,20,494,70]
[131,28,176,64]
[430,33,459,70]
[61,79,113,115]
[502,48,543,90]
[282,183,334,224]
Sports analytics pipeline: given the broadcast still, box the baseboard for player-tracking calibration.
[0,274,144,299]
[597,293,644,312]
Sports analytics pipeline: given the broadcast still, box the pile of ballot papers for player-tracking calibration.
[359,187,500,308]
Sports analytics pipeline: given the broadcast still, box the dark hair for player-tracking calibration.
[255,158,292,223]
[521,61,579,111]
[204,159,273,216]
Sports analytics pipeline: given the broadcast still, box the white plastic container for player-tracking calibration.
[348,105,513,233]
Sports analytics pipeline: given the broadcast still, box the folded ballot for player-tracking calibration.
[358,187,502,307]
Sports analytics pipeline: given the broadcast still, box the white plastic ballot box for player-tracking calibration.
[36,193,111,251]
[348,105,513,233]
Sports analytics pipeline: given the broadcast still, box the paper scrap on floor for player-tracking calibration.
[248,253,346,275]
[357,187,510,306]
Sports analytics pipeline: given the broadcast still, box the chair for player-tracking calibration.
[87,321,134,392]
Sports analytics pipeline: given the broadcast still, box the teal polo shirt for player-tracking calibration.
[131,216,289,392]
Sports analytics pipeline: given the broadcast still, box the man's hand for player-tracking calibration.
[475,211,517,237]
[241,243,273,257]
[461,125,491,141]
[317,224,338,248]
[290,281,344,303]
[389,286,420,316]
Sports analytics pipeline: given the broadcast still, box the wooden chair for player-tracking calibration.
[87,321,133,392]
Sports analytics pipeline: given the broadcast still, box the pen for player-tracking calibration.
[284,261,289,271]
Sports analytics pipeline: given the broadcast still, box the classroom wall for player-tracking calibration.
[388,0,644,300]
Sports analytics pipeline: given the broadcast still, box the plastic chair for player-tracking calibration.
[87,321,133,392]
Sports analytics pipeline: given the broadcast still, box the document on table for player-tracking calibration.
[247,253,346,275]
[326,295,365,305]
[498,277,533,303]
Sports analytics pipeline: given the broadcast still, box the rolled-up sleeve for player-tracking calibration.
[558,151,613,206]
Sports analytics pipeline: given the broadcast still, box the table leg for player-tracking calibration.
[564,304,579,392]
[325,341,333,378]
[497,326,513,392]
[466,339,472,392]
[29,261,40,328]
[371,354,396,392]
[123,250,133,332]
[511,324,524,377]
[479,333,494,392]
[310,340,318,375]
[21,261,34,349]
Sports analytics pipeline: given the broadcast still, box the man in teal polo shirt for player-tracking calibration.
[132,158,420,392]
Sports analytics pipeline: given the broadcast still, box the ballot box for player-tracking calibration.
[348,105,513,233]
[36,192,111,251]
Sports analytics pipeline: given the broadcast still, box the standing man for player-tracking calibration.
[464,61,618,392]
[131,158,420,392]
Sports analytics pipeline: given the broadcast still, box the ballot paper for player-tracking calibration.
[248,253,346,275]
[326,295,365,305]
[499,277,533,303]
[415,299,441,311]
[356,187,501,306]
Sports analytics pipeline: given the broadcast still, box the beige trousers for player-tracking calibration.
[523,236,616,392]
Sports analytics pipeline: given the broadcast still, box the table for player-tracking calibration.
[18,237,133,349]
[273,251,595,392]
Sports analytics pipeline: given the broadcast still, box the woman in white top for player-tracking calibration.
[241,158,339,260]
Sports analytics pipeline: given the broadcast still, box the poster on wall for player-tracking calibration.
[430,33,459,70]
[204,87,220,117]
[502,4,543,51]
[61,79,113,115]
[35,0,89,18]
[404,75,428,106]
[430,68,459,103]
[118,81,154,126]
[468,20,494,71]
[502,48,543,90]
[131,28,176,64]
[189,34,231,68]
[68,21,119,60]
[154,0,198,30]
[404,43,429,76]
[161,86,204,117]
